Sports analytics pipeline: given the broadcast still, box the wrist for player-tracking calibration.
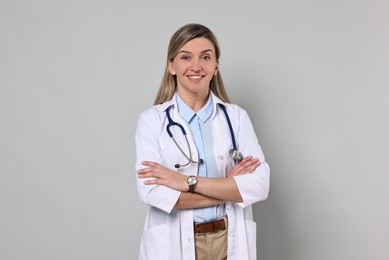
[187,176,198,193]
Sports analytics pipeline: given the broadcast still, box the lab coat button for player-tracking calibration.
[227,205,231,210]
[218,155,223,160]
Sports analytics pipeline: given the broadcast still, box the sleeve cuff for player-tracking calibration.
[233,166,270,208]
[145,185,181,214]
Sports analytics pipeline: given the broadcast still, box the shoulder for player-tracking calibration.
[219,103,255,131]
[139,105,160,117]
[221,103,249,118]
[139,95,175,120]
[137,105,164,126]
[211,93,247,117]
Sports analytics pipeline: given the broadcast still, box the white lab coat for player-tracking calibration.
[135,92,270,260]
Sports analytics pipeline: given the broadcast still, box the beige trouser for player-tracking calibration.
[194,218,228,260]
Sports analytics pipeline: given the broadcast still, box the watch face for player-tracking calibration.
[188,176,197,185]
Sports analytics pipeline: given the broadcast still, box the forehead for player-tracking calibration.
[179,37,215,53]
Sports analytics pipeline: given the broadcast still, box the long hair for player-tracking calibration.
[153,23,230,105]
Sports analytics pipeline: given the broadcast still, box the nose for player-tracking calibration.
[190,58,202,72]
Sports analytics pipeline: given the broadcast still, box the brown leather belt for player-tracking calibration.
[194,217,226,234]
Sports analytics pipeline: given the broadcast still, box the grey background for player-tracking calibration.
[1,0,388,259]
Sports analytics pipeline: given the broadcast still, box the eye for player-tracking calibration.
[201,55,211,60]
[180,55,190,60]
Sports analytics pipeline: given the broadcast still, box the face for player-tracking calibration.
[168,37,219,98]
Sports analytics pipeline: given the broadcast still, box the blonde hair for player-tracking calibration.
[153,23,230,105]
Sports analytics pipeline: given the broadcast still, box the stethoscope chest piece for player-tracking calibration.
[229,149,243,161]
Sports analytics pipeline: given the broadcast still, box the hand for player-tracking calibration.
[137,161,188,192]
[228,156,261,177]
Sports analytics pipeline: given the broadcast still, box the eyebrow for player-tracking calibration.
[178,49,214,54]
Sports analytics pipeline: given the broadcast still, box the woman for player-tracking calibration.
[135,23,270,260]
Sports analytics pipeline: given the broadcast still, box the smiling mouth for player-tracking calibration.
[188,75,203,79]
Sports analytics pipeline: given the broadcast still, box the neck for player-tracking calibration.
[177,90,209,112]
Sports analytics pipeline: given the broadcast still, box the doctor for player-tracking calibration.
[135,23,270,260]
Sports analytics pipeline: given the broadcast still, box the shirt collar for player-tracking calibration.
[176,93,213,123]
[157,91,226,119]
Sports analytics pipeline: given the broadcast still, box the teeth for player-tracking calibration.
[190,75,202,79]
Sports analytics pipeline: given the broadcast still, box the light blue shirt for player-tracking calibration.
[176,93,225,223]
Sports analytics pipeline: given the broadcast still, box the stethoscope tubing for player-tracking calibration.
[219,104,237,152]
[166,107,202,168]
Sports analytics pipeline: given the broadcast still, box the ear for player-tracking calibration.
[214,61,219,75]
[168,60,176,75]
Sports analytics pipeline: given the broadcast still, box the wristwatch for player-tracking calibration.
[187,176,198,193]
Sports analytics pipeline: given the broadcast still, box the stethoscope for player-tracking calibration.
[165,104,243,169]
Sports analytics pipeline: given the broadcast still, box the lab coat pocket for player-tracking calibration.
[245,220,257,260]
[140,224,168,260]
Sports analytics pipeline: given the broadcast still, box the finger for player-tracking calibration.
[248,161,261,173]
[233,157,253,171]
[144,179,159,185]
[137,167,154,174]
[238,158,259,170]
[239,159,261,174]
[238,156,253,164]
[228,156,258,177]
[141,161,160,167]
[137,170,161,179]
[137,172,149,178]
[237,156,257,165]
[137,162,165,174]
